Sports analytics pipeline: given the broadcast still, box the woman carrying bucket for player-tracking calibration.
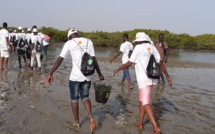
[113,32,172,134]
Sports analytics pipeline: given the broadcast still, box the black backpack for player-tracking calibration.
[19,38,26,48]
[35,41,42,52]
[128,50,133,58]
[74,39,95,76]
[10,36,14,43]
[81,52,95,76]
[146,55,160,79]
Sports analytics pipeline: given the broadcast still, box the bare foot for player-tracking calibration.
[129,84,133,89]
[89,118,96,132]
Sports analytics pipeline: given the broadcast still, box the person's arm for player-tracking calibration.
[158,62,172,87]
[45,57,64,84]
[164,48,169,63]
[93,57,104,81]
[109,51,121,63]
[113,61,133,76]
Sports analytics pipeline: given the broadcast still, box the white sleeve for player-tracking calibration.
[152,45,161,63]
[119,43,125,52]
[129,46,139,63]
[87,39,95,57]
[59,42,70,58]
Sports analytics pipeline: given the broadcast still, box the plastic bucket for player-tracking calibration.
[94,83,111,103]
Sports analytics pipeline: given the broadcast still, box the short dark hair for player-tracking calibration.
[3,22,7,28]
[159,33,164,37]
[123,33,128,39]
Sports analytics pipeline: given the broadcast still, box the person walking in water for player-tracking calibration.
[109,33,133,89]
[0,22,12,71]
[114,32,172,134]
[45,29,104,132]
[155,33,169,83]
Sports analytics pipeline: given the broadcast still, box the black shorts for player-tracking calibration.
[17,49,26,56]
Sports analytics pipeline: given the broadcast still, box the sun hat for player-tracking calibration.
[18,26,23,30]
[133,32,150,42]
[67,29,78,38]
[32,28,38,33]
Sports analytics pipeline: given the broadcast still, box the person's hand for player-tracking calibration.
[8,47,12,54]
[44,74,53,85]
[99,74,104,81]
[113,69,119,76]
[166,77,172,87]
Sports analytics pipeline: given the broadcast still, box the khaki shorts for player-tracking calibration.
[0,49,9,58]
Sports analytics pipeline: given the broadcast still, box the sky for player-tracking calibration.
[1,0,215,36]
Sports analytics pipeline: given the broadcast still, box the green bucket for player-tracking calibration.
[94,82,111,103]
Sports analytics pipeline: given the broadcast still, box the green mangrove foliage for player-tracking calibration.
[2,26,215,50]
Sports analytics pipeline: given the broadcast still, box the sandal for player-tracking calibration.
[134,123,143,129]
[89,118,96,132]
[152,127,161,134]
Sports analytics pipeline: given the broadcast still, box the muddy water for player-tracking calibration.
[0,44,215,134]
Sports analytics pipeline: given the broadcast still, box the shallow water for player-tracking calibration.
[0,45,215,134]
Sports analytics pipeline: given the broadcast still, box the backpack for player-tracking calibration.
[35,41,42,52]
[139,46,160,79]
[81,52,95,76]
[19,38,26,48]
[146,55,160,79]
[128,50,133,58]
[74,39,95,76]
[10,36,14,43]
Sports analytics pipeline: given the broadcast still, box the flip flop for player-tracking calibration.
[152,127,161,134]
[134,123,143,129]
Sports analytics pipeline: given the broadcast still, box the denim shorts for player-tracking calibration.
[69,80,91,103]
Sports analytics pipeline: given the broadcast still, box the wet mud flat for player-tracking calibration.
[0,48,215,134]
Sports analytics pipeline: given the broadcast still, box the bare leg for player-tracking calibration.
[83,99,96,132]
[5,58,9,71]
[71,102,79,125]
[0,57,3,70]
[144,104,160,132]
[128,80,133,89]
[136,101,145,128]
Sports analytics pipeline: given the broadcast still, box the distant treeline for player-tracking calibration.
[3,26,215,50]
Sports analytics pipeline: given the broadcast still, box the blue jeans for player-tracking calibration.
[43,45,49,55]
[69,80,91,103]
[122,68,131,81]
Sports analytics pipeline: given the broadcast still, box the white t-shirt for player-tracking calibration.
[25,33,32,46]
[0,29,9,50]
[31,34,43,53]
[59,37,95,82]
[16,33,26,50]
[120,41,133,64]
[129,43,161,89]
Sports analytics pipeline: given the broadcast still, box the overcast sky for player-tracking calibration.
[1,0,214,36]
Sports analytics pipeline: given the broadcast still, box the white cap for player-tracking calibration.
[27,28,31,32]
[22,29,25,33]
[133,32,150,42]
[67,29,78,38]
[32,28,38,33]
[18,26,23,30]
[14,30,17,33]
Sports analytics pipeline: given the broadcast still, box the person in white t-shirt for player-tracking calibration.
[0,22,12,71]
[16,26,27,69]
[109,33,133,89]
[39,33,50,60]
[114,32,172,134]
[30,28,43,74]
[44,29,104,132]
[25,28,32,62]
